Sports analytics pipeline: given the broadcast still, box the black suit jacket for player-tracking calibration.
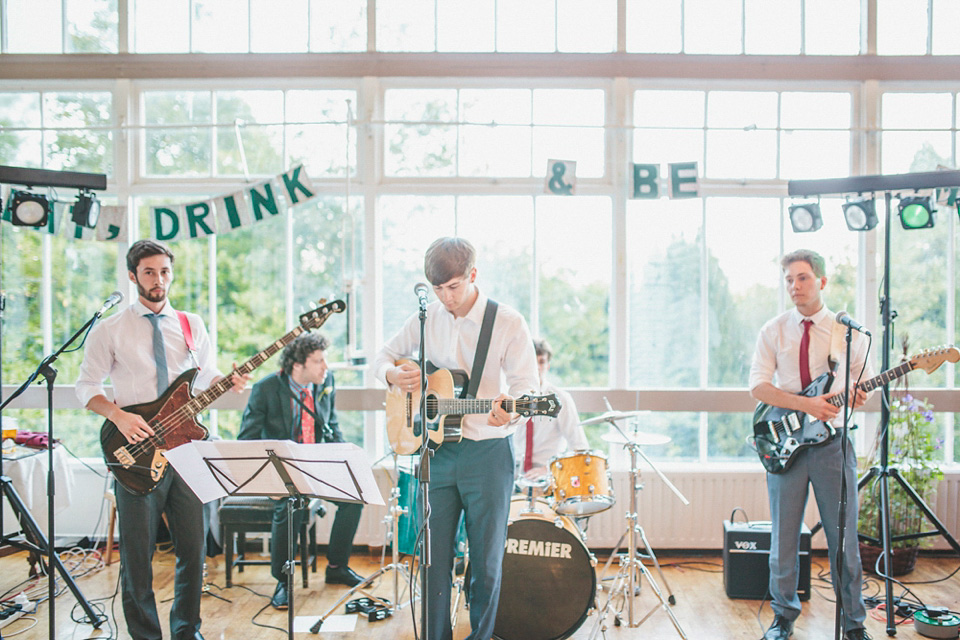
[238,370,342,444]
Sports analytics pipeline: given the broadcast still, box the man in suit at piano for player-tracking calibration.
[238,331,365,610]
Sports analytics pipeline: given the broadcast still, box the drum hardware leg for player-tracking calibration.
[591,440,687,639]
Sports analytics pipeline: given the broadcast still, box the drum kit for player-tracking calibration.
[317,408,688,640]
[482,407,689,640]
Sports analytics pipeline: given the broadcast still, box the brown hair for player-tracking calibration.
[780,249,826,278]
[126,239,175,273]
[533,339,553,361]
[424,237,476,286]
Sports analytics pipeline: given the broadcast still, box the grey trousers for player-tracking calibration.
[767,433,866,631]
[115,471,204,640]
[427,437,514,640]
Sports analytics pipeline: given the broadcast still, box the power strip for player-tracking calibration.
[0,604,24,629]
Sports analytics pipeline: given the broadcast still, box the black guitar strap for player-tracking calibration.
[466,299,498,399]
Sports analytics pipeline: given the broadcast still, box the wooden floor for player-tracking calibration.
[2,544,959,639]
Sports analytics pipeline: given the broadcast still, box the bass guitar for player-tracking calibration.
[101,299,346,495]
[752,345,958,474]
[385,358,561,455]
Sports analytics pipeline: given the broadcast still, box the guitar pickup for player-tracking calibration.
[114,447,135,468]
[781,413,803,437]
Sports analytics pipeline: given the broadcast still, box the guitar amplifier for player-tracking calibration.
[723,520,811,601]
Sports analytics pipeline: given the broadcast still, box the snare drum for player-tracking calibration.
[489,495,596,640]
[548,449,615,516]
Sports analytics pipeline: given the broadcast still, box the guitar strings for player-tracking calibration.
[117,312,335,460]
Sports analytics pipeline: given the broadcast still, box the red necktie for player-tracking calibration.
[799,319,813,389]
[523,418,534,472]
[300,389,316,444]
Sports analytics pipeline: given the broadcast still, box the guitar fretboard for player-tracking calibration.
[175,303,343,419]
[433,398,516,415]
[826,359,914,408]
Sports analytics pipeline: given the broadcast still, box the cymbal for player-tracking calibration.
[579,410,649,426]
[601,431,671,446]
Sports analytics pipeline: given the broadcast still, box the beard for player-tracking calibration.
[135,278,167,304]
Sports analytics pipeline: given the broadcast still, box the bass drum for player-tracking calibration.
[491,496,596,640]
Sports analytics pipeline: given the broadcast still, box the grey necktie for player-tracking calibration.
[145,313,168,397]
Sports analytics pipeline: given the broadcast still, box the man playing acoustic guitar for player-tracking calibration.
[749,249,873,640]
[77,239,247,640]
[374,236,538,640]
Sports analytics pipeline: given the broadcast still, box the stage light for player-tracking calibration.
[842,198,878,231]
[788,203,822,233]
[70,190,100,228]
[898,196,935,229]
[7,190,50,227]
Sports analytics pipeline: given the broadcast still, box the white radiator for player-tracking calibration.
[344,467,960,553]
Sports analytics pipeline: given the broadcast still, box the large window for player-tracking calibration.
[1,2,958,467]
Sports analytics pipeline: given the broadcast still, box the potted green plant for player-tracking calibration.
[857,357,944,576]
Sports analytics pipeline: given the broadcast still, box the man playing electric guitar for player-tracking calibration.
[374,237,538,640]
[749,249,873,640]
[76,239,248,640]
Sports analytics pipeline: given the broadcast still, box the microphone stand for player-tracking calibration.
[833,325,854,640]
[0,305,104,631]
[416,295,431,640]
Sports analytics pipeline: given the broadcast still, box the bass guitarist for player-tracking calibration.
[373,236,538,640]
[748,249,873,640]
[76,239,248,640]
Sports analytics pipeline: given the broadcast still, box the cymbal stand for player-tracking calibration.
[591,439,688,639]
[309,453,416,631]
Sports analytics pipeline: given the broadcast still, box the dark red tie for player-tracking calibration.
[523,418,534,472]
[300,389,316,444]
[799,319,813,389]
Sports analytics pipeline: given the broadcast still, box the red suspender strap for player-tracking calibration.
[176,311,200,369]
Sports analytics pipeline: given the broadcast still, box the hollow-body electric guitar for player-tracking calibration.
[385,358,561,455]
[752,346,958,474]
[100,299,346,495]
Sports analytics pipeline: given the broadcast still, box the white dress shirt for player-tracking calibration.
[749,305,873,427]
[513,380,588,470]
[374,289,539,441]
[76,299,221,409]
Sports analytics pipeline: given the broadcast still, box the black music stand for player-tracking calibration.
[164,439,383,639]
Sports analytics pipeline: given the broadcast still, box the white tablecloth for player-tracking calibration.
[2,444,74,539]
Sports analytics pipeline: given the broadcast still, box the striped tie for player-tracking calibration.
[145,313,169,397]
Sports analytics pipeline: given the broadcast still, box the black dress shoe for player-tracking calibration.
[762,615,794,640]
[844,628,871,640]
[270,582,288,610]
[325,565,364,587]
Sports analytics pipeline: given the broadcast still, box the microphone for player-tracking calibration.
[835,310,871,336]
[96,290,124,317]
[414,282,429,308]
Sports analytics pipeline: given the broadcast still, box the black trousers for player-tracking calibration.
[269,498,363,581]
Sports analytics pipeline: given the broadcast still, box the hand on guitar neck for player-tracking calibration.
[386,360,516,425]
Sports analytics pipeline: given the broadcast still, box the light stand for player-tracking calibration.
[0,303,103,631]
[855,193,960,635]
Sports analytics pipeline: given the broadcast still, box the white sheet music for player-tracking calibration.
[164,440,385,506]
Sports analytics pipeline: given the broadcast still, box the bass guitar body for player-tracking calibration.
[100,369,207,496]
